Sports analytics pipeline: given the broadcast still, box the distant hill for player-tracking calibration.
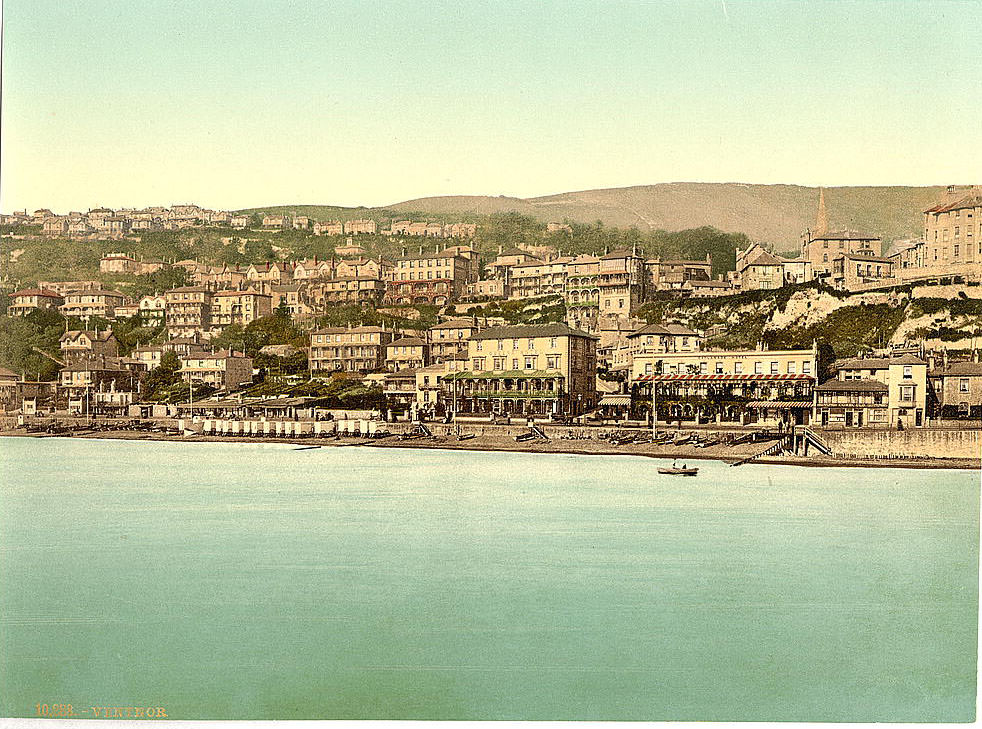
[387,184,946,248]
[239,183,949,249]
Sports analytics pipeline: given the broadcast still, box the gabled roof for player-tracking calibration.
[627,323,700,339]
[744,248,785,266]
[924,193,982,214]
[388,336,427,347]
[63,289,126,297]
[815,378,889,393]
[934,361,982,376]
[837,354,926,369]
[470,323,597,340]
[10,288,62,298]
[600,248,638,260]
[60,330,117,343]
[809,230,880,241]
[429,318,477,330]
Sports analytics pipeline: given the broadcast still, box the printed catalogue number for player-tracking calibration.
[35,703,168,718]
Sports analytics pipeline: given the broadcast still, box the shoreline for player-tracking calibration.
[3,429,978,471]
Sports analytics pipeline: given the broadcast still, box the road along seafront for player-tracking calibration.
[1,416,979,470]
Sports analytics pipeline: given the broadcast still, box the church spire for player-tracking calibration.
[815,187,829,236]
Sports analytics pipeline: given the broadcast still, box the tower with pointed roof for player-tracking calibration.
[815,188,829,237]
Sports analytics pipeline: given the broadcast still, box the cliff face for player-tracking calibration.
[639,284,982,356]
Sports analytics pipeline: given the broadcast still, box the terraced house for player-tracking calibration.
[630,344,819,427]
[444,323,598,417]
[60,289,128,319]
[385,246,480,306]
[7,288,63,316]
[308,326,395,374]
[211,289,272,329]
[179,350,254,390]
[814,354,929,428]
[164,286,213,338]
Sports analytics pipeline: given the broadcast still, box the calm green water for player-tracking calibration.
[0,437,977,720]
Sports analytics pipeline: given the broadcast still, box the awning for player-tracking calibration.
[599,395,632,406]
[634,374,815,383]
[445,370,564,381]
[746,400,813,409]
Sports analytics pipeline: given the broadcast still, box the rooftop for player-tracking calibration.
[470,322,598,341]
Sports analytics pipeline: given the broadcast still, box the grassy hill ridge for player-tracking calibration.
[238,183,946,247]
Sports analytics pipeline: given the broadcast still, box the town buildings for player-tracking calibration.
[179,350,254,390]
[7,288,63,316]
[445,323,598,417]
[385,246,480,305]
[308,326,395,374]
[211,289,273,329]
[164,287,213,338]
[385,337,429,371]
[814,354,928,428]
[923,186,981,268]
[929,358,982,420]
[800,190,881,279]
[60,330,119,362]
[60,289,127,319]
[630,344,819,426]
[99,253,165,275]
[427,318,482,363]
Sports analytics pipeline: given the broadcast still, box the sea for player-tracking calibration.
[0,437,977,720]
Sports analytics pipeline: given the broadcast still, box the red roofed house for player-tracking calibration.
[8,288,64,316]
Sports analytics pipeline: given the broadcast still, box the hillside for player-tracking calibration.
[239,183,945,249]
[387,184,945,248]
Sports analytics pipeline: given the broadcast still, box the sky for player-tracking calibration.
[1,0,979,213]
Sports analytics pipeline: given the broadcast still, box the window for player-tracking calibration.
[497,340,503,351]
[547,355,560,369]
[476,341,482,351]
[734,361,744,374]
[550,337,558,349]
[493,357,504,370]
[802,361,812,374]
[770,361,778,374]
[787,362,796,374]
[645,362,653,375]
[715,362,724,374]
[960,378,970,393]
[525,356,536,370]
[754,361,763,374]
[900,385,914,402]
[700,362,708,374]
[472,357,485,370]
[512,340,519,350]
[512,358,519,370]
[903,365,912,379]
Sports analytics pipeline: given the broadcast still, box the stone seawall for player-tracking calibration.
[819,428,982,460]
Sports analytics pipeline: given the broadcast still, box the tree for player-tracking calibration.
[143,351,183,401]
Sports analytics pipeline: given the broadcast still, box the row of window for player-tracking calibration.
[475,337,561,352]
[312,334,385,343]
[644,360,814,375]
[471,355,562,371]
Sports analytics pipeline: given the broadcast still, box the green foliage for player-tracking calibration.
[210,311,308,357]
[763,303,907,357]
[464,295,566,325]
[0,310,67,380]
[143,351,182,401]
[105,267,191,300]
